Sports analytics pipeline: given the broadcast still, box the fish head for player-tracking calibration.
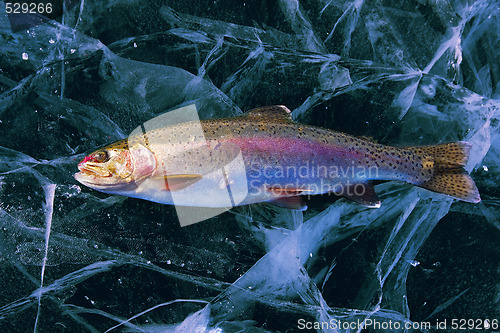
[75,139,156,191]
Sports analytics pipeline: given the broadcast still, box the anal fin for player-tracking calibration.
[341,182,381,208]
[268,196,308,211]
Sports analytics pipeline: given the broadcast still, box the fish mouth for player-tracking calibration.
[77,162,112,177]
[74,170,107,186]
[74,171,119,189]
[75,162,113,188]
[74,171,138,191]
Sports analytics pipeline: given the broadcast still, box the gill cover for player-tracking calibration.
[129,143,156,180]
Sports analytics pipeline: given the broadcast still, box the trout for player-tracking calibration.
[75,105,481,210]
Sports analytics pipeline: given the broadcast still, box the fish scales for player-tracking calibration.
[197,117,433,186]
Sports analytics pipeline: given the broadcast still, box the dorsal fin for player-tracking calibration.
[358,136,377,143]
[244,105,294,123]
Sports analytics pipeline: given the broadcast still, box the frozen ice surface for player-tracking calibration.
[0,0,499,332]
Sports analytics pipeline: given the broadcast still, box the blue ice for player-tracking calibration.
[0,1,498,332]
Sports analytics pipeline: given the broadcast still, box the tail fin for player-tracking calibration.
[408,142,481,203]
[418,168,481,203]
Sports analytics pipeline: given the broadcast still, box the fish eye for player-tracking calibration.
[93,151,109,163]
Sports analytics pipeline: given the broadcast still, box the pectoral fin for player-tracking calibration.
[154,174,203,191]
[341,182,381,208]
